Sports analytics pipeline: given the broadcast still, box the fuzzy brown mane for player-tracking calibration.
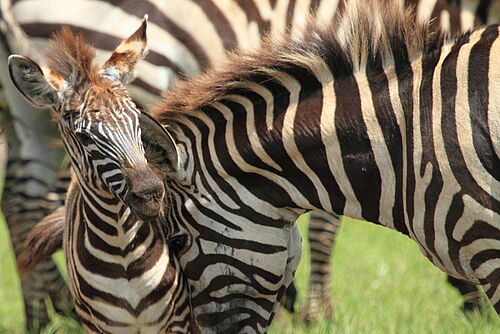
[153,0,449,119]
[46,27,98,84]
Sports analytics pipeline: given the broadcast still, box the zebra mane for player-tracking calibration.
[45,27,99,86]
[154,0,451,118]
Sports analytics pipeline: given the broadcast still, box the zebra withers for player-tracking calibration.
[9,19,195,333]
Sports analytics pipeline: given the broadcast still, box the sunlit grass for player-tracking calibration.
[0,214,497,333]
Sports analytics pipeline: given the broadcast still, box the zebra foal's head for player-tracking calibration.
[8,17,178,220]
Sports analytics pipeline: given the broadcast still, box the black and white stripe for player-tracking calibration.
[64,178,191,333]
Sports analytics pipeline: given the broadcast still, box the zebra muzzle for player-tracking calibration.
[124,168,165,220]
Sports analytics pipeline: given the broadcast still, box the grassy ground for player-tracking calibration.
[0,214,498,333]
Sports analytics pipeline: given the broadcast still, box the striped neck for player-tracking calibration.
[66,171,193,332]
[74,180,147,257]
[66,151,141,246]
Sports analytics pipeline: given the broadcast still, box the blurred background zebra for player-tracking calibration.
[0,0,498,331]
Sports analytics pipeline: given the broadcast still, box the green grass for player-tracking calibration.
[0,214,498,333]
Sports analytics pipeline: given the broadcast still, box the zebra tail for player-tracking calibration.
[17,206,65,274]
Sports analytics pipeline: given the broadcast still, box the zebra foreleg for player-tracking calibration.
[282,282,297,313]
[301,210,340,322]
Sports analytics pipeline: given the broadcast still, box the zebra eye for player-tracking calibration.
[168,234,189,255]
[75,132,94,146]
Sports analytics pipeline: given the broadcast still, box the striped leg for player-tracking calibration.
[282,282,297,313]
[302,211,340,322]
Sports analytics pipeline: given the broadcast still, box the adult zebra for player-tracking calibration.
[150,4,500,326]
[10,0,499,332]
[1,0,497,329]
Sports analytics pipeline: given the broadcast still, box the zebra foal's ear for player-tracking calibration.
[8,55,60,108]
[139,111,179,173]
[100,15,149,84]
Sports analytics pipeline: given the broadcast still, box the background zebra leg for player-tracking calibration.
[2,157,73,331]
[302,210,340,322]
[283,210,485,321]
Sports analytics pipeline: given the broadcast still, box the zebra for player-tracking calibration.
[10,0,499,332]
[150,3,500,326]
[5,1,494,320]
[150,1,500,326]
[0,0,340,329]
[1,0,498,329]
[9,19,197,333]
[8,12,301,333]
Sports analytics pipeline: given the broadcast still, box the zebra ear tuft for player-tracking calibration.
[8,55,60,108]
[100,15,148,84]
[139,111,179,173]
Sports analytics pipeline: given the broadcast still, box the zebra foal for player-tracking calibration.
[9,18,195,333]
